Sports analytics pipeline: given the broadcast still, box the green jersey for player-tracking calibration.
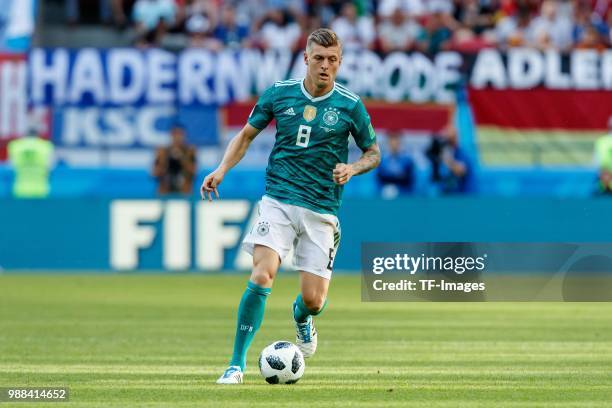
[596,134,612,171]
[248,79,376,215]
[596,134,612,190]
[8,136,54,198]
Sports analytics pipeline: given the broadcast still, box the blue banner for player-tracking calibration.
[28,48,289,107]
[2,197,612,271]
[50,105,218,148]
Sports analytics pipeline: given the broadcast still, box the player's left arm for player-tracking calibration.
[333,144,380,185]
[333,99,381,186]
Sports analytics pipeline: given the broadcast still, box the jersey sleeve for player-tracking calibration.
[349,99,376,151]
[247,85,275,130]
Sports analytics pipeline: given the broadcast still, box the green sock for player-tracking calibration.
[229,281,271,371]
[293,294,327,323]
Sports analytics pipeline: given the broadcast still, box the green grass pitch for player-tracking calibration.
[1,274,611,407]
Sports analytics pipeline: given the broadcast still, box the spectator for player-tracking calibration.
[331,2,376,50]
[307,0,343,27]
[233,0,271,25]
[428,0,454,15]
[60,0,612,51]
[448,0,497,51]
[7,132,54,198]
[266,0,306,15]
[449,23,497,51]
[112,0,134,29]
[132,0,177,45]
[378,0,426,18]
[66,0,113,25]
[378,8,425,53]
[594,117,612,194]
[377,132,415,198]
[453,0,496,34]
[186,13,222,50]
[178,0,218,31]
[418,11,453,54]
[574,3,609,45]
[495,6,533,48]
[214,5,251,48]
[576,24,607,50]
[257,8,302,51]
[426,125,472,194]
[527,0,573,50]
[573,4,594,44]
[152,124,197,195]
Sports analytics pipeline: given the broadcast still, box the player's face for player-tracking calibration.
[304,43,341,90]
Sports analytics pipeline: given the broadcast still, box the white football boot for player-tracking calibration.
[294,304,318,358]
[216,365,243,384]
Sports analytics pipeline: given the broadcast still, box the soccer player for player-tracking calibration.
[201,28,380,384]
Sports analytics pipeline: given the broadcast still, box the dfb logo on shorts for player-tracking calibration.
[257,221,270,236]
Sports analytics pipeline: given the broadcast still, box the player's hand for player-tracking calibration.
[333,163,355,185]
[200,168,225,201]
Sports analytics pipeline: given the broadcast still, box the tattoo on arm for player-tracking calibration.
[351,144,381,176]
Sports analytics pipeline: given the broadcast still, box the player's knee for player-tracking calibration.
[251,245,280,287]
[250,269,274,287]
[302,293,326,313]
[251,261,275,287]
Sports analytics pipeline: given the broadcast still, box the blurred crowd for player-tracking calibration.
[63,0,612,51]
[376,125,474,197]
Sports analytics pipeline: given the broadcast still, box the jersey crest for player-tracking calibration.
[323,107,339,126]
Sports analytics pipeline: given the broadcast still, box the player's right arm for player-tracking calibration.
[200,124,261,201]
[200,85,276,201]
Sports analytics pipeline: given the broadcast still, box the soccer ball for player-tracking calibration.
[258,341,305,384]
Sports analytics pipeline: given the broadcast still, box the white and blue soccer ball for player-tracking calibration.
[258,341,305,384]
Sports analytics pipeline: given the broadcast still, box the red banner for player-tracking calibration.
[469,88,612,131]
[224,101,453,133]
[468,87,612,166]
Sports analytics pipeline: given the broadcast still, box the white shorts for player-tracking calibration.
[242,196,341,280]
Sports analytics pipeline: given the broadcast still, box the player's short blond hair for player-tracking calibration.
[306,28,342,53]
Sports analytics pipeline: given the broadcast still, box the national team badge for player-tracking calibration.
[303,105,317,122]
[323,107,339,126]
[257,221,270,236]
